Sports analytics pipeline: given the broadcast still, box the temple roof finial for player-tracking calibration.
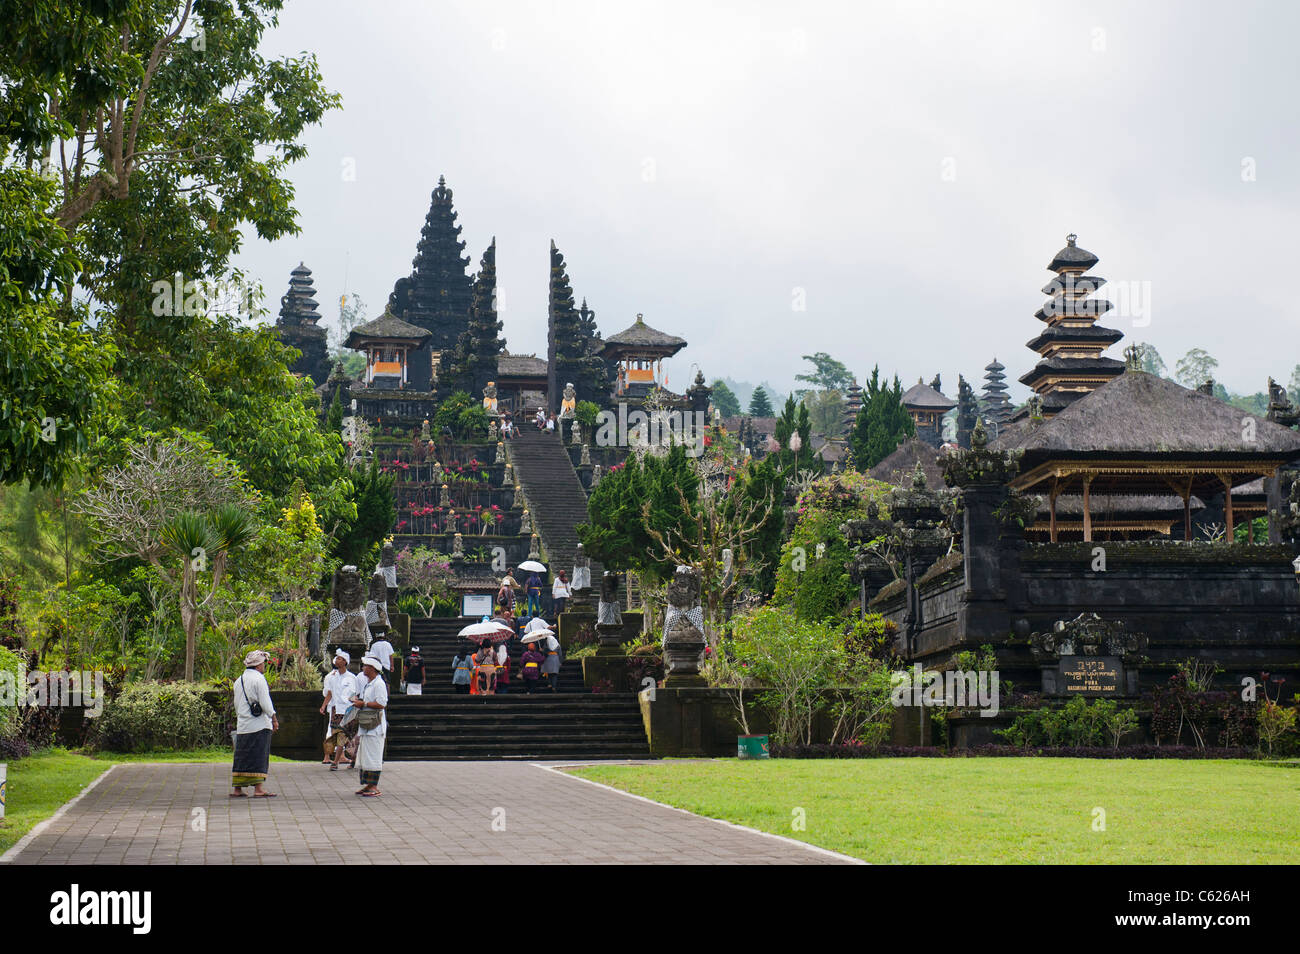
[1066,232,1077,246]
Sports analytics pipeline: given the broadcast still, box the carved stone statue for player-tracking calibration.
[571,419,582,446]
[431,459,443,485]
[560,382,577,418]
[482,381,498,415]
[495,441,505,464]
[597,571,622,627]
[519,509,532,535]
[663,565,707,683]
[1267,377,1300,427]
[421,418,431,441]
[440,484,451,507]
[512,484,525,509]
[365,568,390,633]
[595,571,623,653]
[591,464,602,487]
[502,462,514,488]
[488,419,498,442]
[580,442,591,466]
[572,543,591,591]
[451,532,465,560]
[528,533,541,561]
[325,565,371,647]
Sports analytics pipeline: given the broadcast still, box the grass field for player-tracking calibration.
[569,758,1300,864]
[0,746,293,855]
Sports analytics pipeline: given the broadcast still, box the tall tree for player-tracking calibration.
[748,387,774,417]
[848,366,915,469]
[1133,342,1168,378]
[710,379,741,418]
[1175,348,1219,389]
[794,352,854,394]
[773,396,816,476]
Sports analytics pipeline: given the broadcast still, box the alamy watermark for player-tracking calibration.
[0,670,106,716]
[890,664,1000,717]
[594,404,708,457]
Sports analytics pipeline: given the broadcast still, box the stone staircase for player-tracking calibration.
[385,616,651,760]
[507,425,603,599]
[403,617,585,694]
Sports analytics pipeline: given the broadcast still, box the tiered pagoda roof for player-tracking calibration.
[387,176,474,355]
[274,262,330,386]
[980,358,1015,431]
[1017,234,1126,417]
[277,262,323,326]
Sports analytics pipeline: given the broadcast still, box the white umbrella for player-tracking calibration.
[458,620,513,640]
[517,560,547,573]
[521,629,555,643]
[524,617,551,633]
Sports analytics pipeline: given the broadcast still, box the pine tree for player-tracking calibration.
[546,241,609,411]
[748,387,774,417]
[848,366,915,469]
[445,238,505,397]
[326,387,344,436]
[773,395,815,475]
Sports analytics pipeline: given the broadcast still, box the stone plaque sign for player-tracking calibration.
[1057,655,1122,695]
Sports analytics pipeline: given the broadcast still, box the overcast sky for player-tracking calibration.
[234,0,1300,401]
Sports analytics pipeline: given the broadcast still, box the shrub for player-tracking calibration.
[997,696,1139,749]
[89,681,226,753]
[575,400,601,430]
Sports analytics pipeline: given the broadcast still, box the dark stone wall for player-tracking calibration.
[641,688,929,757]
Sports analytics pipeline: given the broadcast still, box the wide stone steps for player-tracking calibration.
[385,692,650,760]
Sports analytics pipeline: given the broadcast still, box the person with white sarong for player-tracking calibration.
[320,649,358,770]
[352,655,389,797]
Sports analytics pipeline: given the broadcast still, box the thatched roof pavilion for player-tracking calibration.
[993,362,1300,540]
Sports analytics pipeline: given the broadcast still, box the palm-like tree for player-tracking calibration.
[161,505,256,680]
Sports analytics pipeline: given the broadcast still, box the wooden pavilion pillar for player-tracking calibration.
[1081,475,1094,542]
[1221,475,1234,540]
[1182,476,1193,541]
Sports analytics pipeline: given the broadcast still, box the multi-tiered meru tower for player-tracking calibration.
[1017,234,1125,418]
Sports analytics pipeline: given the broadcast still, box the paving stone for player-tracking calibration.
[7,761,853,865]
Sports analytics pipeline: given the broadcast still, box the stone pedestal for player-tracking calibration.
[595,621,626,656]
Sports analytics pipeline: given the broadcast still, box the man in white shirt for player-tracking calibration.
[231,649,278,798]
[353,654,389,797]
[320,649,358,770]
[368,635,395,676]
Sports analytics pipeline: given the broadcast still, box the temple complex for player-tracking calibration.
[1016,234,1125,418]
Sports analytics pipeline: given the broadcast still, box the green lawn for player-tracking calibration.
[569,758,1300,864]
[0,746,294,855]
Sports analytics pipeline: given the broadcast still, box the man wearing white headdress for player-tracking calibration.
[352,654,389,797]
[320,649,358,770]
[231,650,278,797]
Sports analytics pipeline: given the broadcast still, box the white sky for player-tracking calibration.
[234,0,1300,401]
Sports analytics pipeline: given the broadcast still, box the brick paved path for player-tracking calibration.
[5,761,855,865]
